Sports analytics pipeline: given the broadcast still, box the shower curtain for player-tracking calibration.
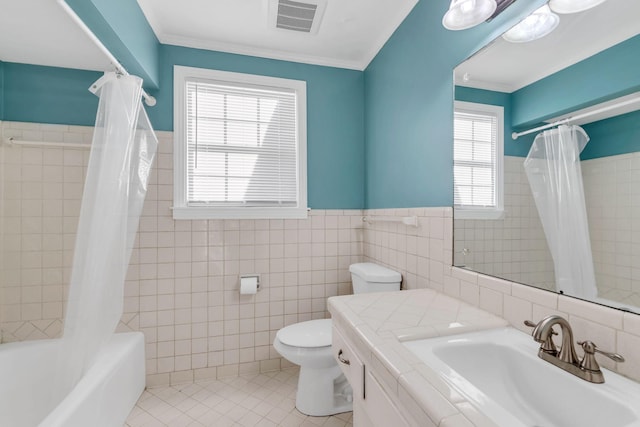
[53,72,157,401]
[524,124,597,299]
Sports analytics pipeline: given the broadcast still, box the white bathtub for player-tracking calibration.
[0,332,145,427]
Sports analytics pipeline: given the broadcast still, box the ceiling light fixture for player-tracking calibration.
[502,4,560,43]
[442,0,498,31]
[548,0,608,14]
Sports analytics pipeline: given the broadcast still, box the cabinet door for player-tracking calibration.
[332,326,364,402]
[362,370,411,427]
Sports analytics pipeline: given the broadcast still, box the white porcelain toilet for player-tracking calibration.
[273,262,401,416]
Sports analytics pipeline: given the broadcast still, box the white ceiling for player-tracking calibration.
[0,0,111,71]
[135,0,418,70]
[455,0,640,93]
[0,0,417,73]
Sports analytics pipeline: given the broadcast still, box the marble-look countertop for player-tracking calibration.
[328,289,510,427]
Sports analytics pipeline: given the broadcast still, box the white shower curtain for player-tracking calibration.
[53,72,157,403]
[524,124,597,299]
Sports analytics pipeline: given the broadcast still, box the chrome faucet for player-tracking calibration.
[525,315,624,384]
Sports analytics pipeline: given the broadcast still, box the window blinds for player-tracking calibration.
[185,80,298,207]
[453,109,498,208]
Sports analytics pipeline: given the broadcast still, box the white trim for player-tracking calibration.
[156,0,417,72]
[172,206,308,220]
[173,65,308,220]
[454,208,505,220]
[454,101,505,220]
[162,37,365,71]
[454,80,517,94]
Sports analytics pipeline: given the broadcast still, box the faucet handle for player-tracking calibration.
[578,340,625,371]
[524,320,557,353]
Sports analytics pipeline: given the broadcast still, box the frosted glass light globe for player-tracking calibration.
[502,5,560,43]
[549,0,608,14]
[442,0,498,31]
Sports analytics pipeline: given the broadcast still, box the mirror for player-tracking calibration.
[453,0,640,313]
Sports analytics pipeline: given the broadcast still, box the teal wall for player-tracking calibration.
[454,87,640,161]
[0,61,4,120]
[512,35,640,129]
[66,0,160,89]
[1,49,364,209]
[363,0,547,208]
[581,110,640,160]
[2,63,100,126]
[147,45,365,209]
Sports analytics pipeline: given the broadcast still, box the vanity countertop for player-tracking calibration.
[328,288,509,427]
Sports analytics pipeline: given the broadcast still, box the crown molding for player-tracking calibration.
[159,33,367,71]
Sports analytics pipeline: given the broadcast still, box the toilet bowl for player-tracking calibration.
[273,263,401,416]
[273,319,352,416]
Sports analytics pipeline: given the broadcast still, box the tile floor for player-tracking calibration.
[125,368,353,427]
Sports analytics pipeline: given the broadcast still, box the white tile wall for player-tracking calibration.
[1,121,91,341]
[454,156,555,291]
[455,154,640,309]
[583,153,640,307]
[2,121,640,385]
[362,208,452,292]
[0,121,363,386]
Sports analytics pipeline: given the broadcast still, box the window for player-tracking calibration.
[453,101,504,219]
[173,66,307,219]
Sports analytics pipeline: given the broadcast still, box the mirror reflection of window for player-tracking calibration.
[453,101,504,220]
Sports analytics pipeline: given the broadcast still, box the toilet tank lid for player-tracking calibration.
[277,319,332,348]
[349,263,401,283]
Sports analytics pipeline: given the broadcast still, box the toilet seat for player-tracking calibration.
[276,319,332,348]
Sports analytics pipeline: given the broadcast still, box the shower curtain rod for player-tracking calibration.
[57,0,157,107]
[512,95,640,140]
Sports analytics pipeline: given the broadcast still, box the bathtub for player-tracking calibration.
[0,332,145,427]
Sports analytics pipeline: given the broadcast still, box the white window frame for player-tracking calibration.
[173,66,308,220]
[454,101,504,220]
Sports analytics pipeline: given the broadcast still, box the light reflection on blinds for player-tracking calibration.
[186,81,298,206]
[454,110,497,207]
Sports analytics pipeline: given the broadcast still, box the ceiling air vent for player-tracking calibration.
[269,0,327,34]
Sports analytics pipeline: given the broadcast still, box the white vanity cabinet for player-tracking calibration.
[332,325,412,427]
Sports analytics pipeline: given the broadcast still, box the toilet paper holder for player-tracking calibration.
[240,275,261,293]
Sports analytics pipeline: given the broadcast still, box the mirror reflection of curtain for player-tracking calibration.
[524,125,597,298]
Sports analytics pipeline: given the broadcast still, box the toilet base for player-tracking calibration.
[295,364,353,416]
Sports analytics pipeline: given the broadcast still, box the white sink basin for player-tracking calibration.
[404,328,640,427]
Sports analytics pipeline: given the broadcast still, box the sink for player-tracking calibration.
[404,328,640,427]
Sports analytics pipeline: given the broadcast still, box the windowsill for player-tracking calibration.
[454,208,505,220]
[172,206,309,220]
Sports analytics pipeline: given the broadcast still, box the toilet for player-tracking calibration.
[273,262,402,416]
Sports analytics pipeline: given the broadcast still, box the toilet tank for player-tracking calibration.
[349,263,401,294]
